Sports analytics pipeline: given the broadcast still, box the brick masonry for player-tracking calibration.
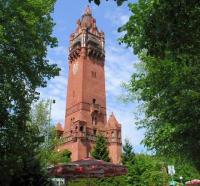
[56,6,122,164]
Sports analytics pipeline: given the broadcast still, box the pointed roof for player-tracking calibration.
[107,113,121,129]
[84,5,92,15]
[55,122,64,131]
[80,6,95,29]
[72,6,103,38]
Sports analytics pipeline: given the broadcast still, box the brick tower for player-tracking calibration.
[56,6,122,164]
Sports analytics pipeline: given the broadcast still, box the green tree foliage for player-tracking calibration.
[30,99,51,138]
[121,139,135,164]
[68,178,125,186]
[118,0,200,170]
[49,149,71,165]
[92,135,110,162]
[91,135,127,186]
[0,0,59,185]
[0,0,59,127]
[30,100,56,162]
[30,100,71,165]
[124,154,168,186]
[0,119,51,186]
[88,0,127,6]
[163,157,200,183]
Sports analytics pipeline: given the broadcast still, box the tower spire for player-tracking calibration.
[84,5,92,15]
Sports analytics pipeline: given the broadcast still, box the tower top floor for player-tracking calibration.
[56,6,122,164]
[68,6,105,64]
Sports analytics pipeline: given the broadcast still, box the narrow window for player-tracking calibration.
[91,71,97,78]
[94,116,97,125]
[80,126,84,132]
[71,118,73,125]
[92,115,94,125]
[92,115,98,125]
[93,99,96,104]
[71,117,75,125]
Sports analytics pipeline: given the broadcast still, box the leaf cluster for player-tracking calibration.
[124,154,168,186]
[0,0,59,184]
[48,149,71,165]
[119,0,200,170]
[121,139,135,165]
[92,134,110,162]
[0,0,60,128]
[88,0,127,6]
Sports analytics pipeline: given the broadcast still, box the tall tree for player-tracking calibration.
[92,135,110,162]
[0,0,59,185]
[118,0,200,170]
[30,100,57,165]
[30,100,71,166]
[121,139,135,165]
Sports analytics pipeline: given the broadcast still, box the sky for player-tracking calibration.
[39,0,146,153]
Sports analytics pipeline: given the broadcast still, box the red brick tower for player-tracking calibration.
[56,6,122,164]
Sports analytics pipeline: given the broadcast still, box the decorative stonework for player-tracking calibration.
[56,6,122,164]
[68,6,105,64]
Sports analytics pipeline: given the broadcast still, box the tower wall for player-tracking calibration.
[57,6,122,164]
[109,143,122,164]
[58,141,89,161]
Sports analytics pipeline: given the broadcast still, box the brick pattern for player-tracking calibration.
[57,6,122,164]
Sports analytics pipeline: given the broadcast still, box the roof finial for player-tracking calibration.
[85,5,92,15]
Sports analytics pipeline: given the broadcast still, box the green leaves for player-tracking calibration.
[121,139,135,164]
[88,0,127,6]
[92,135,110,162]
[120,0,200,58]
[48,149,71,165]
[120,0,200,171]
[0,0,59,184]
[124,154,168,186]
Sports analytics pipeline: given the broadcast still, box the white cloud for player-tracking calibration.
[107,104,144,144]
[120,15,129,25]
[48,46,67,56]
[38,58,67,124]
[103,40,146,152]
[51,97,66,124]
[105,42,138,97]
[104,10,129,27]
